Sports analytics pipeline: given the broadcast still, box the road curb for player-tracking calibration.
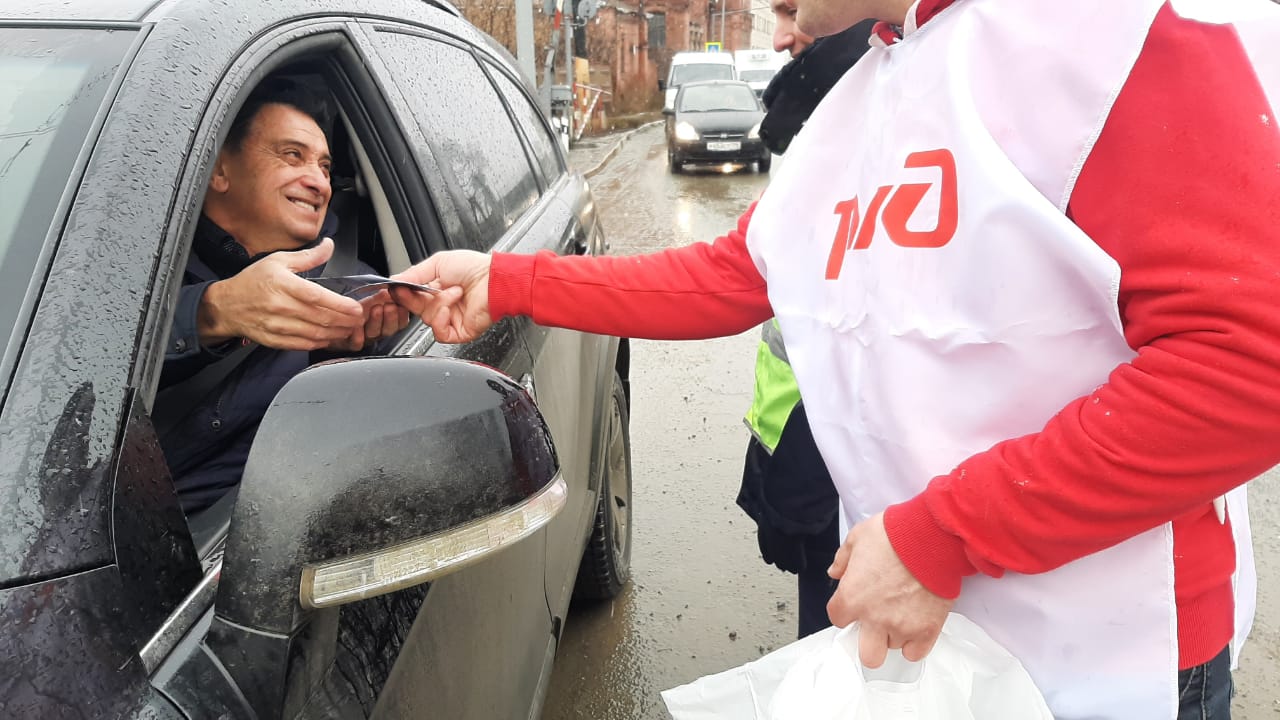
[579,120,663,179]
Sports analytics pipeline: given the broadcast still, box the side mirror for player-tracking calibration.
[662,106,675,116]
[657,78,666,91]
[206,356,562,718]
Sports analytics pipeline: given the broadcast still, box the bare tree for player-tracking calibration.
[455,0,558,80]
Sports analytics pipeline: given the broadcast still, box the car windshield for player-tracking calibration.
[0,27,134,352]
[738,69,776,83]
[671,63,735,85]
[678,85,759,113]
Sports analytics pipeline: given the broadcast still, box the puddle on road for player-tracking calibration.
[589,127,771,256]
[543,334,797,720]
[543,125,798,720]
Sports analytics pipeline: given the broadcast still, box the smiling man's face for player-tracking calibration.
[205,102,332,256]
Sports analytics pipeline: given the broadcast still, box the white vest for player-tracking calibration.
[746,1,1275,717]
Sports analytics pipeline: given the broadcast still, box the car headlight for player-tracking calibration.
[748,122,761,139]
[675,121,700,141]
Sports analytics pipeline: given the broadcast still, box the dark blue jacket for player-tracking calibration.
[157,216,370,513]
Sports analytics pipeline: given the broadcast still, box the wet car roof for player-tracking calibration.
[2,0,163,22]
[2,0,459,24]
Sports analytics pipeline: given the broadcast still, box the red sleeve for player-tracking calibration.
[885,4,1280,598]
[488,204,772,340]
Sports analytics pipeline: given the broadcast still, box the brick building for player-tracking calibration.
[456,0,756,124]
[640,0,752,91]
[583,1,658,113]
[581,0,756,117]
[641,0,708,97]
[704,0,752,53]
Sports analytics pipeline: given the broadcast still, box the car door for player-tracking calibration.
[3,5,572,720]
[346,21,578,720]
[0,22,196,719]
[125,17,454,720]
[355,20,608,708]
[119,12,546,720]
[480,58,621,615]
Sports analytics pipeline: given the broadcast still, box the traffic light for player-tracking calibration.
[576,0,599,20]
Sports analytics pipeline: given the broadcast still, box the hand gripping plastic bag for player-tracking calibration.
[662,613,1052,720]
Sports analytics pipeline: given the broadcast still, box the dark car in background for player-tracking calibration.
[0,0,633,718]
[664,80,770,174]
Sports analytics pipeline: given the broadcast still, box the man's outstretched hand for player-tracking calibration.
[826,512,955,669]
[199,238,366,351]
[390,250,490,344]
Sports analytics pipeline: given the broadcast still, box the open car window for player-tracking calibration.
[678,84,759,112]
[739,69,776,83]
[671,63,735,85]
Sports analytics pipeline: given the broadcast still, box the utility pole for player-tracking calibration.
[539,0,574,148]
[565,5,574,90]
[515,0,536,82]
[720,0,727,50]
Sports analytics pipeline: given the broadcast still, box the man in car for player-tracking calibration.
[393,1,1279,717]
[156,77,408,514]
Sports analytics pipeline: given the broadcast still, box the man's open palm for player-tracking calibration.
[198,238,364,351]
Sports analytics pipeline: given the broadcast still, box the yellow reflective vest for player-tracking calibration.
[743,319,801,453]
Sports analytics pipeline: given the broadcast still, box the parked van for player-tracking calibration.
[663,51,737,109]
[734,48,788,97]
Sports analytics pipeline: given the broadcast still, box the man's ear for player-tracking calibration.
[208,152,231,194]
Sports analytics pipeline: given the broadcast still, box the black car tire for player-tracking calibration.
[668,148,683,174]
[758,154,772,173]
[574,371,633,600]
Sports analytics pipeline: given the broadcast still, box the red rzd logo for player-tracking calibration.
[824,149,958,280]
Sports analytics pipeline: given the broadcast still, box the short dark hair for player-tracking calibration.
[223,77,333,151]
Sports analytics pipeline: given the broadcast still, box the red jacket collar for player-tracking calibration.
[872,0,957,45]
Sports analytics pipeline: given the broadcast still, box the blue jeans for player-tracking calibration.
[1178,646,1233,720]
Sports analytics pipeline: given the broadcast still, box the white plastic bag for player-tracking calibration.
[662,613,1052,720]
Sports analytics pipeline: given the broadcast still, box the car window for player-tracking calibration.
[142,45,446,697]
[679,84,759,112]
[739,69,776,83]
[370,30,539,249]
[0,27,135,352]
[487,63,563,185]
[671,63,735,85]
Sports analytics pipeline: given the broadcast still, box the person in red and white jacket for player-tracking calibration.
[394,2,1280,717]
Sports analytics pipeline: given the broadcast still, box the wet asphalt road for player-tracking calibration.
[540,123,1280,719]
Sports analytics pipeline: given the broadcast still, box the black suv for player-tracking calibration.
[0,1,633,718]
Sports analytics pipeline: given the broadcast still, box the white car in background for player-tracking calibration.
[663,51,737,109]
[735,48,789,98]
